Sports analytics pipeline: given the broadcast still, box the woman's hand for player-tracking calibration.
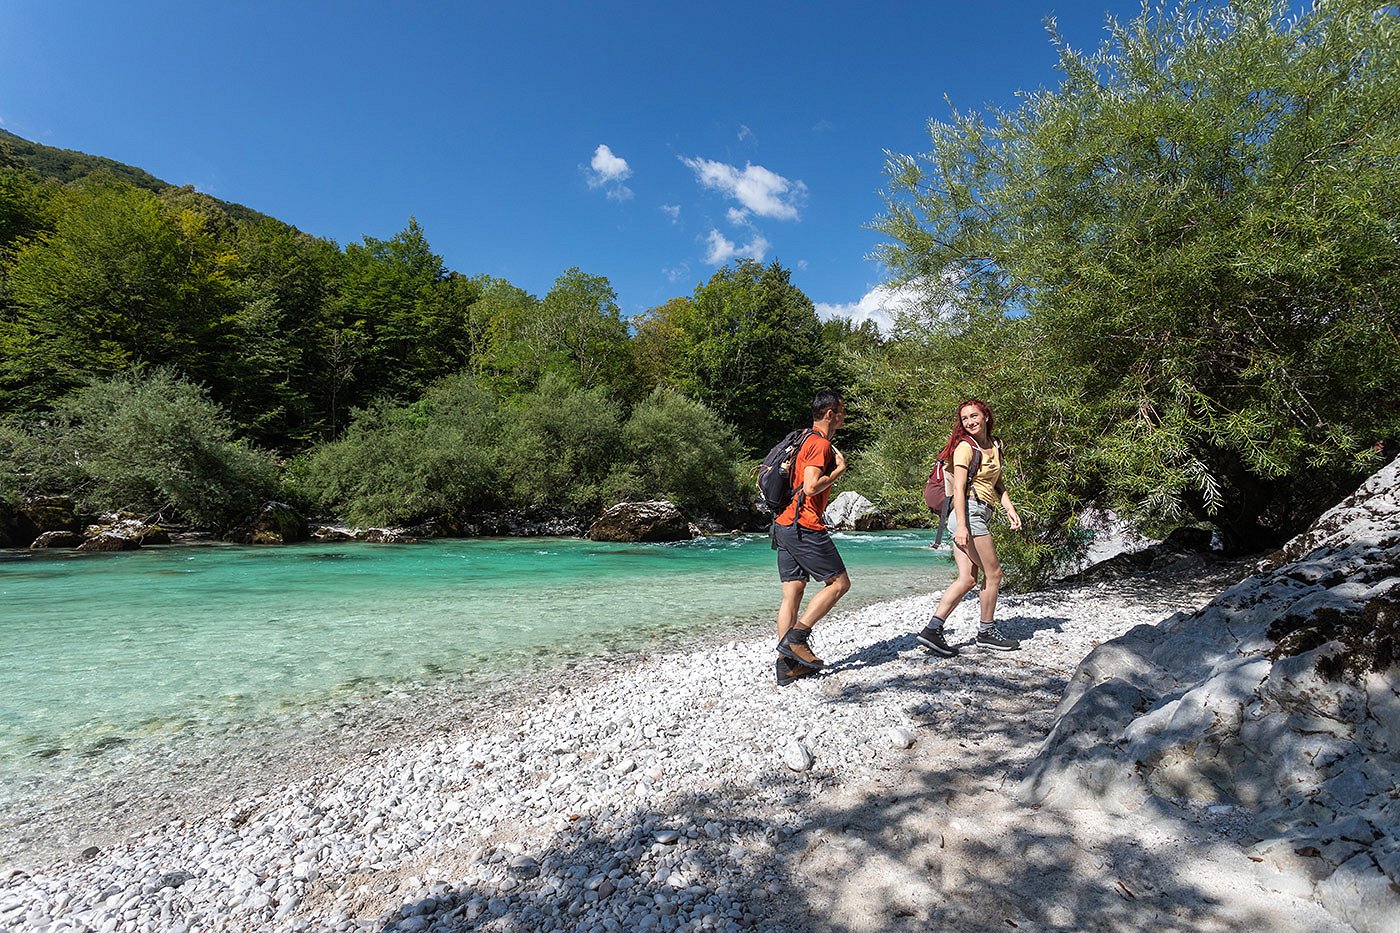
[953,527,969,549]
[1007,512,1023,531]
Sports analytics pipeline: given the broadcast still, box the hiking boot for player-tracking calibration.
[916,625,959,657]
[776,655,818,687]
[976,628,1021,651]
[776,627,825,668]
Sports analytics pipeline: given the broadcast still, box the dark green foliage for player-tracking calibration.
[661,260,836,452]
[619,388,748,516]
[495,373,625,509]
[868,0,1400,567]
[291,373,501,527]
[23,369,278,526]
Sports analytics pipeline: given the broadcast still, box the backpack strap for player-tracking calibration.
[788,430,815,530]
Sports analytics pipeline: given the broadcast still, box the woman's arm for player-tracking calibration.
[952,462,971,549]
[1000,487,1022,531]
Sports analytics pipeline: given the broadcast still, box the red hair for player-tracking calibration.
[937,399,995,463]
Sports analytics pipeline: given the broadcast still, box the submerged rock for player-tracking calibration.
[587,500,692,543]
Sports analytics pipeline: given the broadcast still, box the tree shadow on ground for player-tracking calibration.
[369,650,1284,933]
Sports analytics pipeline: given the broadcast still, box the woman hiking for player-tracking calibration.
[916,398,1024,656]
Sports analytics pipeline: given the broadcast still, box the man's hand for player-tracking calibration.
[953,527,969,550]
[831,446,847,480]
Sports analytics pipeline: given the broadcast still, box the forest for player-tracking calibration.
[2,0,1396,581]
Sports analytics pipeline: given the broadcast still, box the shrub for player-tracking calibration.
[292,372,500,526]
[494,372,623,509]
[620,388,747,516]
[42,368,278,526]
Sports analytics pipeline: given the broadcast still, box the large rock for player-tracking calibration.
[587,500,692,543]
[21,495,81,535]
[77,532,142,552]
[223,502,309,545]
[30,531,82,549]
[0,499,24,548]
[0,495,78,547]
[1021,456,1400,932]
[823,492,888,531]
[82,515,170,547]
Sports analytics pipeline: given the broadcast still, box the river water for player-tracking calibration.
[1,532,948,799]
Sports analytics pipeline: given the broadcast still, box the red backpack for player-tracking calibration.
[923,440,997,544]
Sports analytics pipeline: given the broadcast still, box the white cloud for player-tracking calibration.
[796,259,809,271]
[663,262,691,283]
[680,156,806,221]
[815,283,928,332]
[812,119,835,133]
[726,207,752,228]
[660,204,681,223]
[585,144,633,200]
[704,229,770,265]
[738,124,755,142]
[589,144,630,183]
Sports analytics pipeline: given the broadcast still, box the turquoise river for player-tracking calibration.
[1,531,949,793]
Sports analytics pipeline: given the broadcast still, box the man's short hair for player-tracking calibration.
[811,389,844,421]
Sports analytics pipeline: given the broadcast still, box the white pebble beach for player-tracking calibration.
[0,561,1351,932]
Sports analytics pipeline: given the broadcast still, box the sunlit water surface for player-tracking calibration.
[0,532,948,791]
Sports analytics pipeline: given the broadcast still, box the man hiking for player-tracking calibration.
[772,390,852,686]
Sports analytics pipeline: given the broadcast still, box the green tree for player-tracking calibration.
[872,0,1400,552]
[534,268,633,393]
[330,218,450,409]
[671,260,834,451]
[218,219,344,446]
[3,181,232,407]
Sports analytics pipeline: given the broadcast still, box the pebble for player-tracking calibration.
[782,740,815,772]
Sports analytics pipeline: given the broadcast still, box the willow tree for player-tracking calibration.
[872,0,1400,551]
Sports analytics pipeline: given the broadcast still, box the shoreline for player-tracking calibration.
[1,558,1347,932]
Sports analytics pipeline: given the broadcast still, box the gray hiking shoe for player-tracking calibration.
[916,626,959,657]
[976,628,1021,651]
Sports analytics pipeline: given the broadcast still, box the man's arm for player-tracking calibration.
[802,447,846,496]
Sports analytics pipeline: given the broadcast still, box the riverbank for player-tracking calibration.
[1,559,1348,932]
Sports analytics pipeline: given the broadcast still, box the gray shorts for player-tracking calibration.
[772,521,847,583]
[949,498,993,537]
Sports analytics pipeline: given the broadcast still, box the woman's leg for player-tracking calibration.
[934,538,981,621]
[969,534,1004,622]
[968,534,1019,649]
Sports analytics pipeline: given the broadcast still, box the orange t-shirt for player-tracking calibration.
[775,431,834,531]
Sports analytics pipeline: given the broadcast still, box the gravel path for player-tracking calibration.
[1,560,1346,932]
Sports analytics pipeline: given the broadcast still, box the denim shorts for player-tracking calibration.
[949,498,993,537]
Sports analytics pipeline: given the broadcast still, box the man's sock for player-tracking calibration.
[978,619,995,634]
[926,614,946,632]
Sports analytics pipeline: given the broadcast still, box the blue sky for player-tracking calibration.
[0,0,1148,325]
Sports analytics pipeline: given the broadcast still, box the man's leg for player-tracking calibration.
[777,580,806,640]
[793,571,851,631]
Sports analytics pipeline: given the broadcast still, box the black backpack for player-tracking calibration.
[757,428,814,514]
